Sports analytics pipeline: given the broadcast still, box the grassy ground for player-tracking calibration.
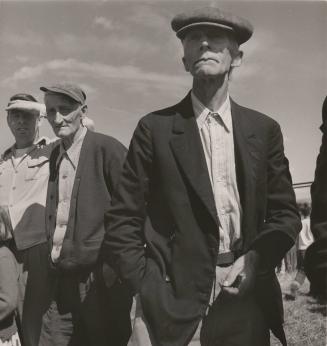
[271,272,326,346]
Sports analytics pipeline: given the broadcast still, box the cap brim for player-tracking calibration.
[177,22,234,39]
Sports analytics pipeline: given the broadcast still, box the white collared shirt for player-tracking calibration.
[51,127,87,262]
[191,92,243,253]
[0,137,54,250]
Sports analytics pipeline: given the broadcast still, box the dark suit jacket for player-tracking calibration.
[103,93,301,346]
[311,96,327,240]
[307,96,327,297]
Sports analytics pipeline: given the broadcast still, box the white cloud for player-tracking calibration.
[94,16,114,30]
[53,32,158,58]
[2,58,189,89]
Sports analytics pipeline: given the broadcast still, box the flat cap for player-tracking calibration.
[171,7,253,44]
[40,82,86,104]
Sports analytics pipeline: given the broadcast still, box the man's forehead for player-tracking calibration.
[8,108,38,117]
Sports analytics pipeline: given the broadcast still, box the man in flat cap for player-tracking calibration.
[38,83,132,346]
[103,6,301,346]
[0,93,55,345]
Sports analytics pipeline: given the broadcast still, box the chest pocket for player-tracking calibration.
[25,156,49,181]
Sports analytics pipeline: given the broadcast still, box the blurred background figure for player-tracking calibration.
[287,203,313,299]
[82,116,95,131]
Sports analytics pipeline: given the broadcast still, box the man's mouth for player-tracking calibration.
[195,57,219,64]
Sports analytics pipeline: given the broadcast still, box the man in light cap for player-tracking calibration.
[0,93,54,345]
[103,6,301,346]
[38,83,132,346]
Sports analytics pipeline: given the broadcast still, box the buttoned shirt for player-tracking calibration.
[0,137,54,250]
[191,92,243,253]
[51,127,87,262]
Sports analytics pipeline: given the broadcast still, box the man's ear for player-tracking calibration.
[231,50,243,68]
[81,104,88,116]
[182,56,190,72]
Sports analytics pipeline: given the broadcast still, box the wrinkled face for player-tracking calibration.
[45,93,85,139]
[7,109,39,147]
[182,26,241,79]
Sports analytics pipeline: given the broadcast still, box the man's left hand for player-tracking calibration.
[221,250,260,297]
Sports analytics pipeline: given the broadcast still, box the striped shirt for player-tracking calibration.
[51,127,87,262]
[191,92,243,253]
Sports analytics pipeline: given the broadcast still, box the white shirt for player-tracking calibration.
[0,138,54,250]
[191,92,243,253]
[298,218,313,250]
[51,127,87,262]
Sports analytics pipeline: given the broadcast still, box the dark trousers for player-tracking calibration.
[199,265,270,346]
[38,265,132,346]
[200,293,270,346]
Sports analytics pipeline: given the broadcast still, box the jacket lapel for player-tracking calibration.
[231,100,259,246]
[71,130,91,194]
[169,94,219,227]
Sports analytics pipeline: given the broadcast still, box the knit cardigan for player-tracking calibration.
[45,130,126,274]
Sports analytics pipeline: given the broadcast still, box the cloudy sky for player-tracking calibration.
[0,0,326,199]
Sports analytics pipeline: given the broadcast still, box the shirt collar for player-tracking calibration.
[191,91,232,131]
[2,136,50,160]
[58,127,87,169]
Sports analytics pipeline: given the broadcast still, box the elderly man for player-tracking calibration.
[38,83,131,346]
[0,93,53,345]
[103,7,301,346]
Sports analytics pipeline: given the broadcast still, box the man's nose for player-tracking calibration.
[53,111,63,124]
[15,114,26,124]
[200,37,209,50]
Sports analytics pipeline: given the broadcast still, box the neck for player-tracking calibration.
[62,126,84,150]
[192,74,229,111]
[15,140,34,149]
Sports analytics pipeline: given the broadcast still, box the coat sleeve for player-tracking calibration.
[104,138,128,194]
[310,120,327,240]
[102,119,153,295]
[0,250,18,321]
[250,121,301,269]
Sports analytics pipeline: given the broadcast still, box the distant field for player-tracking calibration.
[271,273,326,346]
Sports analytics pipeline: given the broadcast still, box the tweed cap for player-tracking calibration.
[40,83,86,104]
[171,7,253,44]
